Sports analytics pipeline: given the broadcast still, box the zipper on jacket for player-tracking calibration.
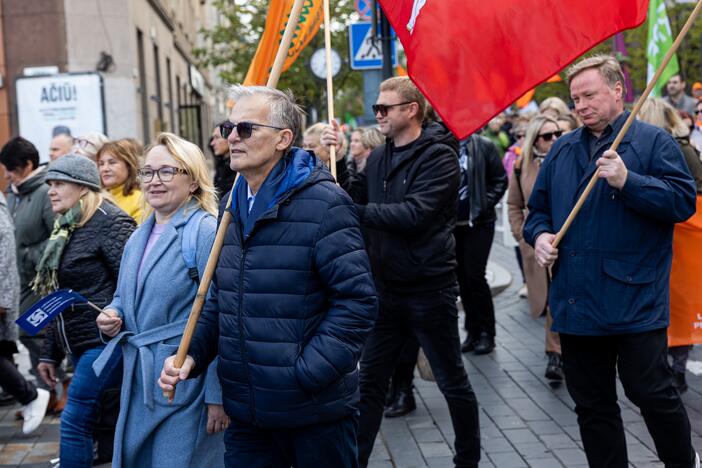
[236,248,257,422]
[58,313,72,355]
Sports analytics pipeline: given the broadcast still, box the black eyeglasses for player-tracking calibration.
[372,101,414,117]
[138,166,188,183]
[515,133,526,139]
[219,120,286,140]
[538,130,563,142]
[695,110,702,115]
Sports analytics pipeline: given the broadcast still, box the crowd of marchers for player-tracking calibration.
[0,54,701,468]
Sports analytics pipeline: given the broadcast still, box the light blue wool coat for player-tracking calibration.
[94,202,224,467]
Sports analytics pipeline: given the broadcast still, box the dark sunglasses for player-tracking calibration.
[695,110,702,115]
[372,101,414,117]
[219,120,286,140]
[538,130,563,142]
[515,133,526,139]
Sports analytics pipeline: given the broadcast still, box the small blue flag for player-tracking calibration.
[16,289,88,336]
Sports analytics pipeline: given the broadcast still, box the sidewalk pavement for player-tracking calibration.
[1,239,701,467]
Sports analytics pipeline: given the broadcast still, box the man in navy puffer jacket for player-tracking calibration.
[159,86,378,467]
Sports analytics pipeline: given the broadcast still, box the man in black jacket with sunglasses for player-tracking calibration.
[331,76,481,468]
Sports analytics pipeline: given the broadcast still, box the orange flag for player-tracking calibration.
[668,195,702,347]
[515,74,563,109]
[244,0,323,86]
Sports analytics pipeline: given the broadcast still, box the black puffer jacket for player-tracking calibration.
[338,121,460,294]
[40,201,135,363]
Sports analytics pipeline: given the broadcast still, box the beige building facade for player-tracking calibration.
[1,0,225,154]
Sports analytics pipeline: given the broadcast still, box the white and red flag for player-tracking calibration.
[379,0,649,139]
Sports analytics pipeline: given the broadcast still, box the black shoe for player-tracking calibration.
[461,336,477,353]
[545,352,564,381]
[385,379,398,407]
[473,332,495,355]
[384,388,416,418]
[673,371,688,394]
[0,391,16,407]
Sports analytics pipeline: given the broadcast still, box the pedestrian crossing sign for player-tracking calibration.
[348,22,397,70]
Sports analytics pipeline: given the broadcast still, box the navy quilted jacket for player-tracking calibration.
[188,148,378,428]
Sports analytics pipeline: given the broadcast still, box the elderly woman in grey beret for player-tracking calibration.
[33,154,136,467]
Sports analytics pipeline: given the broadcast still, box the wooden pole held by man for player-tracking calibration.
[552,0,702,248]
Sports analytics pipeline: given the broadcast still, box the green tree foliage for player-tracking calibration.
[194,0,363,122]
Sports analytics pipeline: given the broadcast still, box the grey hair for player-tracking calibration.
[228,85,305,146]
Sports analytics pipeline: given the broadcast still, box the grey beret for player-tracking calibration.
[46,153,101,191]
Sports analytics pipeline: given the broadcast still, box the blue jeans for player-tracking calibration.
[224,413,359,468]
[59,346,122,468]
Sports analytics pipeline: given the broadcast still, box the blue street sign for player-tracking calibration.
[355,0,373,20]
[348,22,397,71]
[16,289,88,336]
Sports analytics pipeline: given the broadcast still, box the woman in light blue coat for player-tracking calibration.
[95,132,227,467]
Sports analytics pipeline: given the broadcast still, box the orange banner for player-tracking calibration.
[514,74,562,109]
[244,0,323,86]
[668,195,702,347]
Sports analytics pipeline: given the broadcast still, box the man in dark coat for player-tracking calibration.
[209,123,237,197]
[455,134,507,354]
[524,55,697,467]
[159,86,377,467]
[332,76,481,468]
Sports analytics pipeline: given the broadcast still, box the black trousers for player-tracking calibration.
[358,287,480,468]
[0,342,36,405]
[455,222,496,337]
[390,336,420,390]
[560,329,694,468]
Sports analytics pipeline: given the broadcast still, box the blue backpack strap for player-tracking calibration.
[181,210,212,283]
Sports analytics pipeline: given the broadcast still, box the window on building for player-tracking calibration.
[166,57,174,133]
[153,44,163,132]
[136,29,149,142]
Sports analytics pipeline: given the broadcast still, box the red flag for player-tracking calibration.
[378,0,649,139]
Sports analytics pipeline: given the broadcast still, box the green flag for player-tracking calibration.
[647,0,679,97]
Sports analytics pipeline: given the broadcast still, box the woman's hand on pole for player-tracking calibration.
[158,354,195,403]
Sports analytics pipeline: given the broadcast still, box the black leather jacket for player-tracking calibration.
[457,135,508,226]
[40,201,135,363]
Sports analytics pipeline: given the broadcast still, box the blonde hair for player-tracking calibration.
[539,97,571,119]
[379,76,427,122]
[78,190,116,227]
[639,97,690,138]
[521,115,560,177]
[303,123,349,159]
[144,133,218,217]
[359,127,385,150]
[75,133,109,160]
[566,54,626,96]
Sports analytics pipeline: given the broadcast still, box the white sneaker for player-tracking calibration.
[22,388,50,434]
[695,451,700,468]
[518,285,528,298]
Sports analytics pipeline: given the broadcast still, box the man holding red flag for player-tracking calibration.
[524,55,697,467]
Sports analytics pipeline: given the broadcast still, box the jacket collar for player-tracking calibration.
[12,165,47,195]
[132,199,201,308]
[231,147,327,239]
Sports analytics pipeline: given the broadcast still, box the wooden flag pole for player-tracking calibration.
[323,0,337,179]
[552,0,702,248]
[164,0,306,401]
